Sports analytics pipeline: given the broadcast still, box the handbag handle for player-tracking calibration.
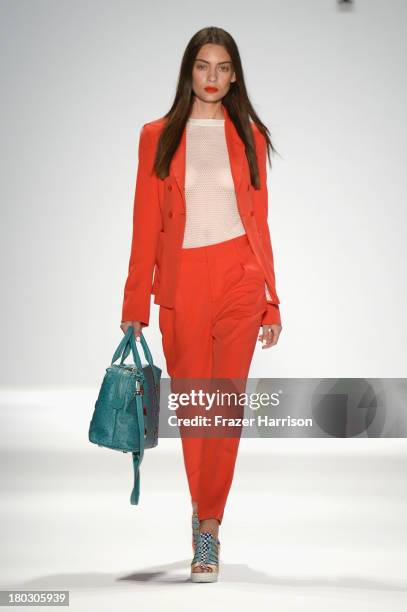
[121,330,155,368]
[111,326,136,365]
[111,326,144,370]
[126,332,161,391]
[111,327,160,390]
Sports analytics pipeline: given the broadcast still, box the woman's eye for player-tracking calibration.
[197,64,206,70]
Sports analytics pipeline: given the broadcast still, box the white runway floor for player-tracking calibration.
[0,390,406,611]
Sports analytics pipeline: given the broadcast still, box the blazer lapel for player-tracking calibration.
[171,103,246,213]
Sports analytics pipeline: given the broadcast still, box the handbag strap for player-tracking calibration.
[130,384,145,505]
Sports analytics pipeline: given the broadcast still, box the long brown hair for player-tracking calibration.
[154,26,279,189]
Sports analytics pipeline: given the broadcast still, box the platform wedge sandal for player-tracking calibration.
[190,531,220,583]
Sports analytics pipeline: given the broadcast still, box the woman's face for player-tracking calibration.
[191,43,236,102]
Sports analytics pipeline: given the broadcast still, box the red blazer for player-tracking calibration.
[122,103,281,327]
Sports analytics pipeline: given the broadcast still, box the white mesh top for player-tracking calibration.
[182,117,245,247]
[182,116,272,301]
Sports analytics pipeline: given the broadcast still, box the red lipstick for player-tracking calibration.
[204,86,218,93]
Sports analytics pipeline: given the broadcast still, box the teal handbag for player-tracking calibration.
[88,326,161,504]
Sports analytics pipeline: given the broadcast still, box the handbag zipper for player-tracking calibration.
[124,367,145,395]
[135,379,144,395]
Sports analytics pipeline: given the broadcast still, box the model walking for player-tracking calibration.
[120,26,282,582]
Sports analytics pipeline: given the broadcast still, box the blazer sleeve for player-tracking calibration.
[253,129,282,326]
[121,125,162,327]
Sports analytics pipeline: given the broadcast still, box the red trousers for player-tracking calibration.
[158,233,268,524]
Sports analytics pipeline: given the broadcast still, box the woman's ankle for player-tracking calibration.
[199,518,220,539]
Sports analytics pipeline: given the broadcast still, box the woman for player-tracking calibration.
[120,26,282,582]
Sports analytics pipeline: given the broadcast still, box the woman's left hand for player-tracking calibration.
[258,324,282,349]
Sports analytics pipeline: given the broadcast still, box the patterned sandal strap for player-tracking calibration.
[192,531,220,567]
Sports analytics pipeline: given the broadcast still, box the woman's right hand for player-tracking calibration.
[120,320,144,342]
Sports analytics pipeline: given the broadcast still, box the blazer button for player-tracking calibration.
[250,210,254,216]
[167,184,172,191]
[247,183,250,191]
[168,210,173,218]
